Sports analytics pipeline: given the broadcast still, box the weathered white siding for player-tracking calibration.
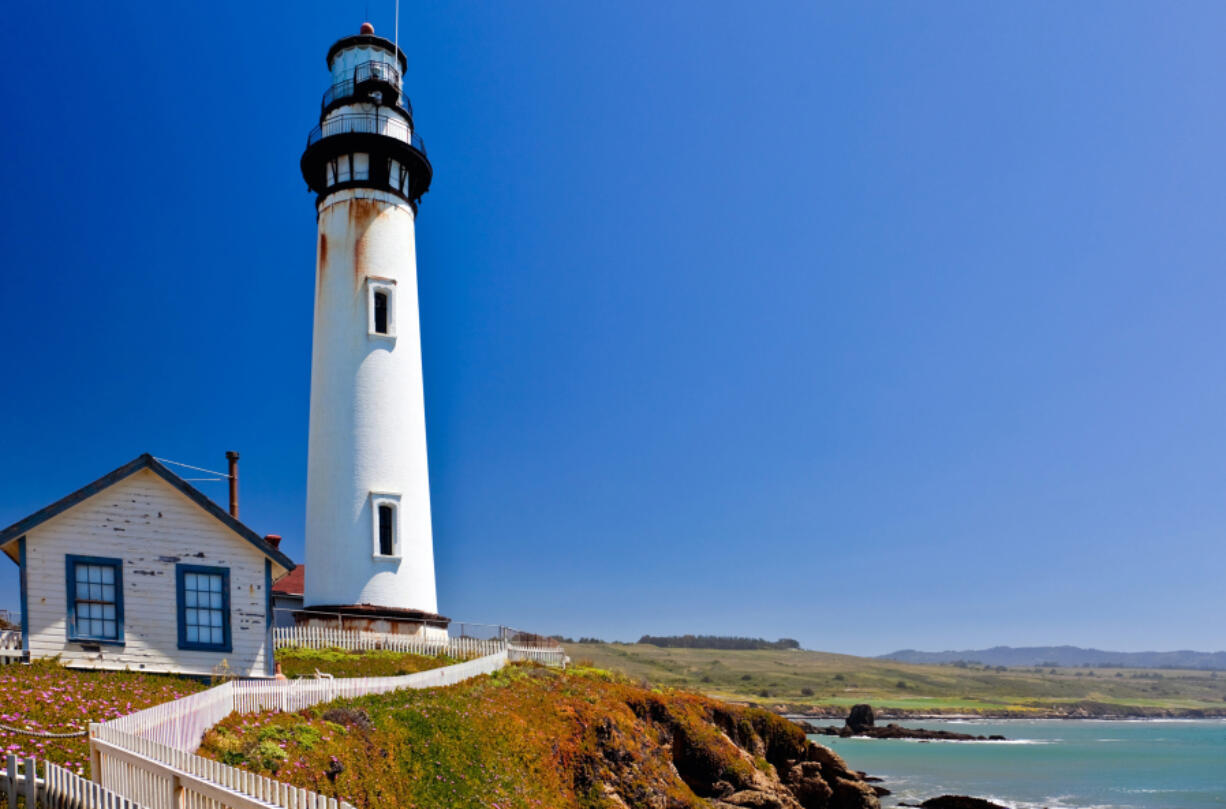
[21,468,278,676]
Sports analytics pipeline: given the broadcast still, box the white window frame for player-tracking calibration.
[367,277,397,339]
[352,152,370,182]
[371,492,402,559]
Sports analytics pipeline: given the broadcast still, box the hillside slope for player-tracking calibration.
[564,643,1226,716]
[200,664,882,809]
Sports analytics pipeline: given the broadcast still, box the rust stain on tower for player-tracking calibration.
[350,199,383,281]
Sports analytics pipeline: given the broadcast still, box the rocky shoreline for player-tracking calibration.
[789,706,1022,809]
[793,704,1007,742]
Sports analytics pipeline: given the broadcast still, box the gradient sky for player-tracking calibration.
[2,2,1224,656]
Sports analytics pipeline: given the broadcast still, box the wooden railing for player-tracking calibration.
[4,753,146,809]
[104,682,238,753]
[91,652,510,809]
[92,726,343,809]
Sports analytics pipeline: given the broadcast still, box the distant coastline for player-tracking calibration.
[775,703,1226,720]
[879,644,1226,670]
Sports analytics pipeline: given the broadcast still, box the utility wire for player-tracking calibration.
[153,458,232,479]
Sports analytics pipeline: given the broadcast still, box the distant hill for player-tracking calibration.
[563,641,1226,716]
[638,635,801,651]
[879,646,1226,670]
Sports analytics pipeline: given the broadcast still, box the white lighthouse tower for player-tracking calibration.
[298,24,444,637]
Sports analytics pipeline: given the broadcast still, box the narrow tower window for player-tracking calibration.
[378,503,395,556]
[374,291,389,334]
[371,493,401,557]
[367,278,396,337]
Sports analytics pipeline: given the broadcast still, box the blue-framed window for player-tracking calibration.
[66,555,124,644]
[176,564,232,652]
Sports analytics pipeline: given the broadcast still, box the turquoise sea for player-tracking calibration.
[808,718,1226,809]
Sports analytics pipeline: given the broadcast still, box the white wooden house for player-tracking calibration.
[0,454,295,677]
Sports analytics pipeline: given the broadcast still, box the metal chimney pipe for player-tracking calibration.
[225,451,240,518]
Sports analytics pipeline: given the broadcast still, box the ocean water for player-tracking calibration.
[808,718,1226,809]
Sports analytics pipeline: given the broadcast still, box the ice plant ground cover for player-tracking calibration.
[276,647,458,678]
[198,663,827,809]
[0,659,205,775]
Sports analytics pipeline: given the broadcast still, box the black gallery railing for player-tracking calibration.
[307,112,427,156]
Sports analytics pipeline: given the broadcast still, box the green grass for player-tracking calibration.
[276,647,456,678]
[564,643,1226,716]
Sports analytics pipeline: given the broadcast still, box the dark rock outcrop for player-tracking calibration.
[846,704,875,733]
[811,722,1005,741]
[805,705,1006,741]
[920,796,1010,809]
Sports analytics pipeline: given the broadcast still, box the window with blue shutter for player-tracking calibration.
[66,555,124,644]
[176,564,232,652]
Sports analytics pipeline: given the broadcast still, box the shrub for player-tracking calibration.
[253,740,288,772]
[799,687,814,697]
[321,707,373,732]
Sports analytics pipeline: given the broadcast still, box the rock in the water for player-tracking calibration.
[920,796,1010,809]
[851,723,1007,742]
[846,704,876,733]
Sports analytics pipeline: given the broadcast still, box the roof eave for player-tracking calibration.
[0,454,296,572]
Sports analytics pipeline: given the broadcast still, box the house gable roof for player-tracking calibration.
[0,453,296,571]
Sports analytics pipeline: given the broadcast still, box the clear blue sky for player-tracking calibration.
[2,1,1224,656]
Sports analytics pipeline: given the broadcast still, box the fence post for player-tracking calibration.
[5,753,15,809]
[89,731,102,784]
[21,758,34,809]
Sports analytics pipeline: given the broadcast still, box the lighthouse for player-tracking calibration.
[298,24,444,637]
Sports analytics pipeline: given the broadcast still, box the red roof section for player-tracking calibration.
[272,566,304,595]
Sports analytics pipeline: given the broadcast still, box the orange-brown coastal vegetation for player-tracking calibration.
[200,663,881,809]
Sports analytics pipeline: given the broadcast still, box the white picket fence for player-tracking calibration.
[508,643,569,668]
[91,652,510,809]
[104,682,238,754]
[271,626,508,659]
[271,626,569,667]
[3,753,147,809]
[0,631,22,665]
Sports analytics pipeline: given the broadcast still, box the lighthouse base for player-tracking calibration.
[293,604,450,642]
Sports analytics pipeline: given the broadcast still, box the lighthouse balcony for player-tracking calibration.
[307,112,426,155]
[302,111,431,205]
[322,60,413,120]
